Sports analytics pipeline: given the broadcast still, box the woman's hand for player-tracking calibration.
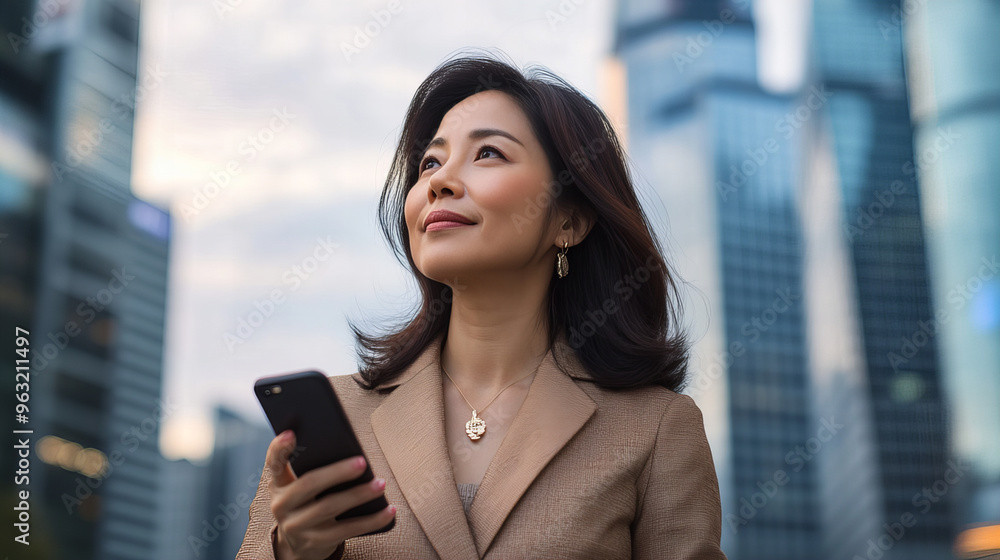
[266,430,396,560]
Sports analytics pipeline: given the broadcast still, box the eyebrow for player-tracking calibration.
[423,128,525,155]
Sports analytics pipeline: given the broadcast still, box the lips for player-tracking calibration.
[424,209,476,230]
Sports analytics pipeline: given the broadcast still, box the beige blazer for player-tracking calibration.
[237,331,727,559]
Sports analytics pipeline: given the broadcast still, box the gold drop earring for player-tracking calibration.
[557,240,569,279]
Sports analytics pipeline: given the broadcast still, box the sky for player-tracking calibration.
[131,0,619,462]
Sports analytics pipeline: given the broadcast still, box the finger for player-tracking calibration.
[282,455,369,512]
[291,475,386,526]
[267,430,298,488]
[326,503,396,541]
[289,503,395,548]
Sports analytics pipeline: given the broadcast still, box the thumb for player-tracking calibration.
[267,430,297,487]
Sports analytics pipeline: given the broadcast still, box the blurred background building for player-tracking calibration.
[812,0,953,557]
[904,1,1000,557]
[2,0,998,558]
[154,406,271,560]
[613,1,821,557]
[613,0,993,558]
[155,456,210,560]
[198,406,273,560]
[1,0,172,559]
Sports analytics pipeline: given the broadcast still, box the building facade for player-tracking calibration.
[614,0,957,557]
[904,1,1000,556]
[613,1,822,557]
[813,0,954,556]
[0,1,172,558]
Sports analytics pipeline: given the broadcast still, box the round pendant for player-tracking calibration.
[466,410,486,440]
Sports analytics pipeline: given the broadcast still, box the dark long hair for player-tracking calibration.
[348,49,689,392]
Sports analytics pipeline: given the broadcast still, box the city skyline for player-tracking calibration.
[3,0,996,558]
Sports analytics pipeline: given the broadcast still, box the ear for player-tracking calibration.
[556,205,596,248]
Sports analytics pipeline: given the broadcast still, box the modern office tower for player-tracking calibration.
[800,115,884,559]
[904,1,1000,556]
[1,1,172,559]
[1,3,49,558]
[812,0,953,557]
[155,457,210,560]
[613,2,823,557]
[198,407,275,560]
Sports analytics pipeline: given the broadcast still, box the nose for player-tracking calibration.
[426,158,465,201]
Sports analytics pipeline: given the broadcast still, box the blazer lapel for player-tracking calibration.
[466,332,598,556]
[369,331,598,560]
[370,334,479,560]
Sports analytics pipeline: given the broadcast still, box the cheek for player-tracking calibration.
[402,192,421,255]
[481,168,552,213]
[474,174,551,243]
[404,187,421,228]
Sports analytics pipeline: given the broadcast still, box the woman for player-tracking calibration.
[238,51,726,560]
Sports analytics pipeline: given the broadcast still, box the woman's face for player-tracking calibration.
[404,90,562,286]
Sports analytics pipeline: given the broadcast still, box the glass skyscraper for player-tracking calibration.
[614,2,821,557]
[1,1,172,558]
[615,0,959,558]
[905,1,1000,556]
[812,0,953,557]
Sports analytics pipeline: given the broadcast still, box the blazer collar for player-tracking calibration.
[367,331,598,559]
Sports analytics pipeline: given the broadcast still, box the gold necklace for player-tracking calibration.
[442,360,542,441]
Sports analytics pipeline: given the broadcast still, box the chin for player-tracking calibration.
[417,259,471,283]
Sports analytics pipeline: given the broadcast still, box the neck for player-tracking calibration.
[440,321,550,402]
[435,265,554,398]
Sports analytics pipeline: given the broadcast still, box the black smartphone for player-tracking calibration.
[254,370,395,536]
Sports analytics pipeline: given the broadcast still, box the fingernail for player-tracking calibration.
[280,430,294,443]
[373,478,385,490]
[389,505,397,514]
[355,456,366,469]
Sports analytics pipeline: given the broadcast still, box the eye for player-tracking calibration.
[419,155,439,172]
[475,145,505,161]
[419,145,506,173]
